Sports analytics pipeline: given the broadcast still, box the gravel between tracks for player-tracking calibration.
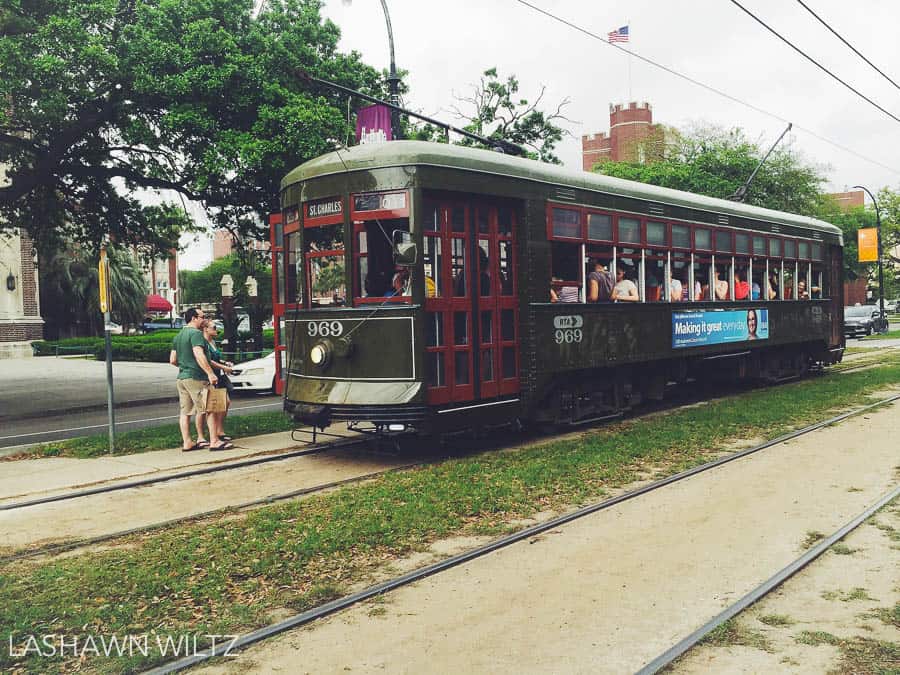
[196,399,900,675]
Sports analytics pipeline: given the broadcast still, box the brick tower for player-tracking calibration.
[582,101,661,171]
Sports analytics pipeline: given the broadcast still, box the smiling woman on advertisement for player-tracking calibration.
[747,309,758,340]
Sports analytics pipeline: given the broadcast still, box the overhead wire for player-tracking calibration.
[511,0,900,176]
[727,0,900,125]
[794,0,900,92]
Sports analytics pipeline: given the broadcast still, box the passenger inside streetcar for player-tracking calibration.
[587,259,614,303]
[613,267,640,302]
[714,266,729,300]
[733,270,750,300]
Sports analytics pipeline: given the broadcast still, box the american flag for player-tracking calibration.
[608,25,629,43]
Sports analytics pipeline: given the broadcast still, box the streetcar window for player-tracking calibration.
[451,237,467,297]
[811,242,822,260]
[498,240,514,296]
[285,231,301,305]
[672,225,690,249]
[647,221,666,247]
[784,239,797,259]
[356,218,409,301]
[552,207,581,239]
[618,217,641,244]
[498,206,514,236]
[752,236,766,256]
[715,230,733,253]
[424,235,442,298]
[694,228,711,251]
[768,237,781,257]
[645,257,665,302]
[672,258,690,301]
[735,232,750,255]
[798,240,810,259]
[587,213,613,241]
[551,241,581,291]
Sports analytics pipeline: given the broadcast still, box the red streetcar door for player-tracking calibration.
[423,197,519,405]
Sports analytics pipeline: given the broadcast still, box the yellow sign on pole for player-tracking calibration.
[858,228,879,263]
[98,248,111,313]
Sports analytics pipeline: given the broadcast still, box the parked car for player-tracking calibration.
[104,321,124,335]
[843,305,876,337]
[141,317,184,333]
[886,299,900,313]
[228,351,277,392]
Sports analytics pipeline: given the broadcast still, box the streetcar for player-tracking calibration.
[269,141,843,435]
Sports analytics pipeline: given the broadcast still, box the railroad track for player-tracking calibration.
[143,391,900,675]
[0,436,364,513]
[1,369,889,564]
[637,482,900,674]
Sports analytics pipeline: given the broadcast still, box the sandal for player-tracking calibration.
[182,443,202,452]
[220,436,233,442]
[196,440,210,448]
[209,442,234,451]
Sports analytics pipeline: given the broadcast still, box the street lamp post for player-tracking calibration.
[343,0,402,139]
[852,185,886,331]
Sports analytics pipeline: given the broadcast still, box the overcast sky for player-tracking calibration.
[181,0,900,269]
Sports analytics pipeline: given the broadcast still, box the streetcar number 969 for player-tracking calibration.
[307,321,344,337]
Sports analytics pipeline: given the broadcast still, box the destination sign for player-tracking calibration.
[305,198,342,220]
[353,192,407,213]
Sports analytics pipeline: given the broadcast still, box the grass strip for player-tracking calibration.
[9,412,294,460]
[862,328,900,340]
[3,363,900,673]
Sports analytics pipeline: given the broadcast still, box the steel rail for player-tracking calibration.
[0,436,365,512]
[0,462,422,564]
[636,482,900,674]
[144,392,900,675]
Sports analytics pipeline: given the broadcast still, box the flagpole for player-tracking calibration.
[627,19,632,102]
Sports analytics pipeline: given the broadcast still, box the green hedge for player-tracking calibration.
[33,329,275,362]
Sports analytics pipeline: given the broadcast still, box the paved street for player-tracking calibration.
[0,395,282,451]
[0,357,180,420]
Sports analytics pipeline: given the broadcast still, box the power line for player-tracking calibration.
[794,0,900,91]
[728,0,900,125]
[511,0,900,177]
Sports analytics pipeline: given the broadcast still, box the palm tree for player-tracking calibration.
[40,246,148,337]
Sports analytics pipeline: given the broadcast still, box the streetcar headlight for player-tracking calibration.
[310,344,327,365]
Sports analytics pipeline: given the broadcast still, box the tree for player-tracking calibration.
[40,245,148,338]
[0,0,386,255]
[595,125,827,216]
[445,67,572,163]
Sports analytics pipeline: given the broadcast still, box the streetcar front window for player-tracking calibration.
[355,218,412,302]
[305,223,346,307]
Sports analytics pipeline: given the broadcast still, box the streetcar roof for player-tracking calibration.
[282,140,842,238]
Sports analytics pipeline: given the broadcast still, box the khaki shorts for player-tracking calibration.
[177,378,208,416]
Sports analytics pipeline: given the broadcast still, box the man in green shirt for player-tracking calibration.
[169,308,222,451]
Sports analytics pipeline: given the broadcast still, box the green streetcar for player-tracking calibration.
[271,141,844,437]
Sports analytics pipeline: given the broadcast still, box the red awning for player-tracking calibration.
[146,294,173,312]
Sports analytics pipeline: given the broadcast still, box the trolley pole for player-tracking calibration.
[99,248,116,453]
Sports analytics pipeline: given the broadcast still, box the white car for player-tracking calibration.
[229,351,277,392]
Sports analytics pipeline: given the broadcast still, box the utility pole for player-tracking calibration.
[852,185,887,332]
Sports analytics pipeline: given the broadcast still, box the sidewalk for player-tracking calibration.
[0,429,354,505]
[0,357,180,421]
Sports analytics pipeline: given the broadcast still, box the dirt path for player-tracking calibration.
[197,400,900,675]
[0,447,408,554]
[672,497,899,674]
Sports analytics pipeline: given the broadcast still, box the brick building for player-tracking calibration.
[212,229,270,261]
[0,231,43,357]
[581,101,665,171]
[0,160,43,357]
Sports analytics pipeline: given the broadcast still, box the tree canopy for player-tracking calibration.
[0,0,385,255]
[179,253,272,319]
[595,125,827,216]
[407,67,571,164]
